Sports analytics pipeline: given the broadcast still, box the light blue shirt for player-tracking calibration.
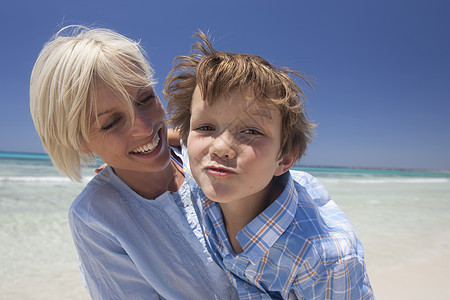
[68,164,238,299]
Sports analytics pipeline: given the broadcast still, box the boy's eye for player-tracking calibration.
[242,128,263,135]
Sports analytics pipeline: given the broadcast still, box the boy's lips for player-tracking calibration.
[205,165,236,177]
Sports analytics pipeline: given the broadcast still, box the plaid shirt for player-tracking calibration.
[188,169,374,299]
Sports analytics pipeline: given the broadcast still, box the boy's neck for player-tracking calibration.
[220,176,284,254]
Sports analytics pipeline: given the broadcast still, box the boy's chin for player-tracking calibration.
[199,186,228,203]
[202,190,240,205]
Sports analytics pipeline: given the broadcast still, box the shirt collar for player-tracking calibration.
[235,171,298,263]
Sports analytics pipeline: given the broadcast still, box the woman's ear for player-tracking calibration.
[274,153,298,176]
[80,148,92,154]
[79,143,92,154]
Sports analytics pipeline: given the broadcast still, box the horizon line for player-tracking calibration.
[2,150,449,174]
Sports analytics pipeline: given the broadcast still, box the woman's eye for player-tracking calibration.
[101,117,122,131]
[136,93,155,106]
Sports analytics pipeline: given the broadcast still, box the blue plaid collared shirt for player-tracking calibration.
[188,168,374,299]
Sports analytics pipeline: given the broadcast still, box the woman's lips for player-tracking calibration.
[130,131,161,155]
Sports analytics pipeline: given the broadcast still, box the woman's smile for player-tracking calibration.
[131,131,161,155]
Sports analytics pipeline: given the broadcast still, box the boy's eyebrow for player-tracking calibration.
[251,111,273,119]
[245,105,276,121]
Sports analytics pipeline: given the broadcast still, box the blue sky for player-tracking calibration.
[1,0,449,170]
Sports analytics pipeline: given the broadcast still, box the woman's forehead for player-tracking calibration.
[94,81,153,103]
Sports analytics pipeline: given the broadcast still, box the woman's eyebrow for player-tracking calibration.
[97,108,115,118]
[134,86,154,100]
[90,108,116,126]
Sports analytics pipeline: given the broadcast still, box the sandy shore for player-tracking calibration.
[369,249,450,299]
[2,250,449,299]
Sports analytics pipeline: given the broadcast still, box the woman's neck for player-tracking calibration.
[114,159,184,200]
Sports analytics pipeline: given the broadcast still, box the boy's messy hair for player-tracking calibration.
[164,30,316,160]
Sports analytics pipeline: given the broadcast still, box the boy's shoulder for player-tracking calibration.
[242,170,366,296]
[285,170,361,263]
[289,169,331,202]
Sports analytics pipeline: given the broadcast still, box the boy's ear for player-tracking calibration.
[274,153,298,176]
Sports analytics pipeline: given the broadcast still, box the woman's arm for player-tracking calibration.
[168,127,181,147]
[69,208,160,299]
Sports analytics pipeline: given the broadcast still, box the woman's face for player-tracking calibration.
[84,82,171,181]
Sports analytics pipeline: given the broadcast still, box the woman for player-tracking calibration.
[30,25,237,299]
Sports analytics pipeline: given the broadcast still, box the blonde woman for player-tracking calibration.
[30,25,237,299]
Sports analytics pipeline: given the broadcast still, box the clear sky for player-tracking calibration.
[1,0,449,170]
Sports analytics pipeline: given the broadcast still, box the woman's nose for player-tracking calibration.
[130,110,154,137]
[209,130,237,160]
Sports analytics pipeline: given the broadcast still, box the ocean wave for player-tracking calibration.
[351,178,449,184]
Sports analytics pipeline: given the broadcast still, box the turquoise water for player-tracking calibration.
[1,151,450,299]
[0,152,52,160]
[3,151,448,177]
[0,153,93,299]
[295,165,450,178]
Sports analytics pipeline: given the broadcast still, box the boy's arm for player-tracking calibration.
[290,171,375,299]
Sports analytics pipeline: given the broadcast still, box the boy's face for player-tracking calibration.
[187,85,291,206]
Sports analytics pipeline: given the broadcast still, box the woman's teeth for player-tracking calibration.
[131,134,160,154]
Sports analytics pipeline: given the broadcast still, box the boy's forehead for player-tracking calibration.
[239,102,282,136]
[221,86,279,121]
[193,86,281,133]
[196,84,277,113]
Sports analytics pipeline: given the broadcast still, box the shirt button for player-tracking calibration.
[244,283,249,289]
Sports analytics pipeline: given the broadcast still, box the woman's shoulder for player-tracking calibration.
[69,166,124,221]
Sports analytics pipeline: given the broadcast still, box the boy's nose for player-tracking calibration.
[209,131,237,160]
[130,110,154,137]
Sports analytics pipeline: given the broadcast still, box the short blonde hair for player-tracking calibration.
[165,30,315,160]
[30,25,154,181]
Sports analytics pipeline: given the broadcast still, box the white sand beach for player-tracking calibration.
[370,248,450,299]
[1,156,450,299]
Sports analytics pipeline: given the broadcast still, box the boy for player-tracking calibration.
[165,31,374,299]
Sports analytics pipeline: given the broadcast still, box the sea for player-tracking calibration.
[1,152,450,299]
